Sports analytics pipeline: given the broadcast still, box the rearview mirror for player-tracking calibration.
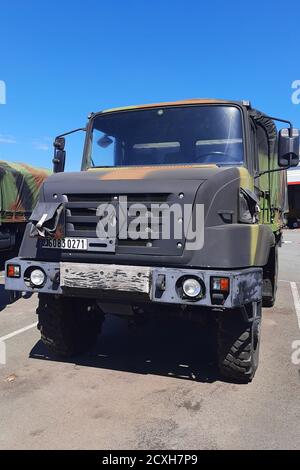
[53,136,65,151]
[52,149,66,173]
[51,128,86,173]
[97,134,113,148]
[53,136,66,173]
[278,128,300,167]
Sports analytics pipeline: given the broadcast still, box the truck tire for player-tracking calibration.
[262,245,278,308]
[36,294,104,357]
[217,302,262,383]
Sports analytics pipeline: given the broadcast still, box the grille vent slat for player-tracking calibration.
[64,193,170,244]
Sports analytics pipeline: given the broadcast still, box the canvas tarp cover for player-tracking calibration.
[0,161,51,224]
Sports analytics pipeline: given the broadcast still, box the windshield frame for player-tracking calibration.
[81,103,248,171]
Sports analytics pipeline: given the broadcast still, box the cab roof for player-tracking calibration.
[99,98,277,143]
[101,98,249,114]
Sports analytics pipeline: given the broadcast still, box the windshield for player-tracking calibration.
[87,105,244,168]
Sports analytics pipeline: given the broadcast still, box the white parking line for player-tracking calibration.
[279,279,300,285]
[0,322,37,343]
[290,282,300,331]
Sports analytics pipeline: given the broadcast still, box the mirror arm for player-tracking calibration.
[56,127,86,139]
[263,115,293,137]
[255,167,288,178]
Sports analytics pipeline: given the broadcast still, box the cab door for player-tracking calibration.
[255,124,271,224]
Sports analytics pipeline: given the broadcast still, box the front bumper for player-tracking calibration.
[5,258,262,309]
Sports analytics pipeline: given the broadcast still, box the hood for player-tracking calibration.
[27,164,254,267]
[42,165,244,218]
[42,165,225,202]
[42,165,239,208]
[46,164,221,185]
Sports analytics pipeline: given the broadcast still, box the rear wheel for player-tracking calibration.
[217,302,262,383]
[37,294,104,357]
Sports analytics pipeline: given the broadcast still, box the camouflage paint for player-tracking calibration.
[102,98,234,114]
[237,168,257,264]
[0,161,51,224]
[238,167,254,191]
[88,164,217,180]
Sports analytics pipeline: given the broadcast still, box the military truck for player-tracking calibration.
[0,161,51,263]
[5,99,300,382]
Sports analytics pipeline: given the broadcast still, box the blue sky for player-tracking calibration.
[0,0,299,171]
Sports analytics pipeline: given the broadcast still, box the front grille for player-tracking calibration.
[64,193,171,241]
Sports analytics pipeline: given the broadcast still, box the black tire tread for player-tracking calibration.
[37,294,104,357]
[218,307,260,383]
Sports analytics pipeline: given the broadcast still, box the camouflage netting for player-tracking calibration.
[0,161,51,224]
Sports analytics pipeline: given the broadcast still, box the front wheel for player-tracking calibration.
[217,302,262,383]
[37,294,105,357]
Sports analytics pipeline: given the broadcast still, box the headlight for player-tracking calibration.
[30,269,46,287]
[182,278,202,298]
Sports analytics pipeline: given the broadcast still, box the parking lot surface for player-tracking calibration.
[0,230,300,450]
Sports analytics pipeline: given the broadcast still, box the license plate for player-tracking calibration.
[41,238,87,250]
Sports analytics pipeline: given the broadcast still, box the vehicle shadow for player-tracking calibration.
[0,284,27,312]
[30,315,222,383]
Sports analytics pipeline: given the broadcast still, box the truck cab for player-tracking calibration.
[5,99,300,382]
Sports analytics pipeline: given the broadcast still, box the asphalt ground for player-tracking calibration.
[0,229,299,450]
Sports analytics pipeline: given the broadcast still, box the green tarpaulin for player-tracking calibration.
[0,161,51,224]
